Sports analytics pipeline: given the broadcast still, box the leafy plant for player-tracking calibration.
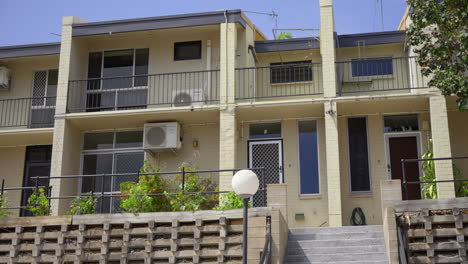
[407,0,468,111]
[26,188,50,216]
[67,192,98,215]
[213,191,249,210]
[420,139,466,198]
[165,164,213,212]
[0,194,11,218]
[120,161,170,213]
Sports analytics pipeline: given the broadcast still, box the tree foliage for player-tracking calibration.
[277,32,293,40]
[406,0,468,111]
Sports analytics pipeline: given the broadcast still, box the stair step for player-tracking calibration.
[287,238,385,248]
[289,225,383,235]
[285,252,388,263]
[287,245,386,255]
[289,231,384,241]
[285,261,389,264]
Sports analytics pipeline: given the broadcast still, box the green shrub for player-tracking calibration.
[213,191,248,210]
[165,164,213,212]
[67,192,98,215]
[120,161,170,213]
[26,188,50,216]
[0,194,11,218]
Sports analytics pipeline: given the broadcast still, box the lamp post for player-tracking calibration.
[232,169,259,264]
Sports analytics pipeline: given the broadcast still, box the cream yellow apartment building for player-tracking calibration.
[0,0,466,228]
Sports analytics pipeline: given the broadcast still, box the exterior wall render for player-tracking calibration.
[0,146,26,217]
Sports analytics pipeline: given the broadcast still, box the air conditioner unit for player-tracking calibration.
[0,66,11,90]
[143,122,182,152]
[172,89,204,107]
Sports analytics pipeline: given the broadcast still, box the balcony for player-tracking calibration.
[336,57,429,96]
[67,70,220,113]
[0,97,56,129]
[235,62,323,102]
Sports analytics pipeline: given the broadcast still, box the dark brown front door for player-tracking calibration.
[388,136,421,200]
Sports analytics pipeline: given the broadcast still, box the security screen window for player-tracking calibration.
[270,60,313,84]
[348,117,371,192]
[174,41,202,60]
[249,122,282,139]
[81,131,144,213]
[351,57,393,77]
[298,120,320,194]
[384,114,419,132]
[30,69,58,128]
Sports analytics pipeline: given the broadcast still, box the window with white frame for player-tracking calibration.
[86,49,149,111]
[81,130,144,213]
[348,117,371,193]
[384,114,419,133]
[30,69,58,128]
[298,120,320,195]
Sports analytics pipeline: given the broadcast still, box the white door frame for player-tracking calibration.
[384,132,423,180]
[248,139,284,184]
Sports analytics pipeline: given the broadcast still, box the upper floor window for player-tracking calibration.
[87,48,149,88]
[351,57,393,77]
[174,41,202,61]
[270,61,313,84]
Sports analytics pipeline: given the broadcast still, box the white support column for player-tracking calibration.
[429,94,455,198]
[320,0,338,98]
[218,22,238,191]
[49,16,86,215]
[324,101,342,226]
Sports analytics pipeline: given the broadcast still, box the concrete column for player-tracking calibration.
[380,180,402,264]
[319,0,337,98]
[49,16,86,215]
[324,101,342,226]
[267,184,288,225]
[218,107,237,192]
[429,94,456,198]
[220,22,237,105]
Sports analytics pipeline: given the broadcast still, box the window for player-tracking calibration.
[348,117,371,192]
[249,122,282,139]
[351,57,393,77]
[86,49,149,111]
[30,69,57,128]
[174,41,202,61]
[270,61,313,84]
[81,130,144,213]
[384,114,419,132]
[298,120,320,195]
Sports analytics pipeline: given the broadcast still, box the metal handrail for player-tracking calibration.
[69,69,220,82]
[259,217,272,264]
[400,156,468,200]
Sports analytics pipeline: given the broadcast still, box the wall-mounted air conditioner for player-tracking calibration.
[172,89,203,107]
[143,122,182,152]
[0,67,11,90]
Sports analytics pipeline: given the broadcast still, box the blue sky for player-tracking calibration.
[0,0,407,46]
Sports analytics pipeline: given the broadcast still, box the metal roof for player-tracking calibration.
[0,42,60,59]
[72,10,246,36]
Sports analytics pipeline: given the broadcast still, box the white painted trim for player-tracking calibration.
[296,119,321,195]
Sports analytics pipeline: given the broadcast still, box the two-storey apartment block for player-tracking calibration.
[0,1,466,227]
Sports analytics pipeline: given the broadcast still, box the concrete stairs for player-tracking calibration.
[285,225,389,264]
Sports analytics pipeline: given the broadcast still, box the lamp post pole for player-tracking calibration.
[242,198,249,264]
[231,169,259,264]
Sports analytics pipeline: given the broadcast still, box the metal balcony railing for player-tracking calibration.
[0,97,56,129]
[235,63,323,101]
[67,70,220,113]
[336,57,429,95]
